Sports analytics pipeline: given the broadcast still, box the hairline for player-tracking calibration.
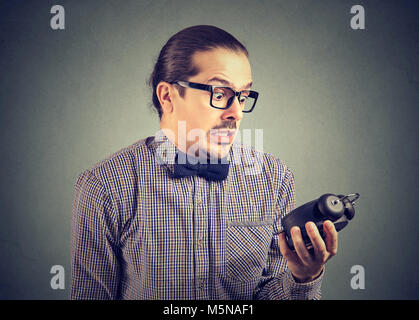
[186,47,252,90]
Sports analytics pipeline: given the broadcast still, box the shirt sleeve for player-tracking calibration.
[70,170,121,300]
[254,166,324,300]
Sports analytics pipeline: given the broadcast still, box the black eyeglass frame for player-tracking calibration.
[170,80,259,113]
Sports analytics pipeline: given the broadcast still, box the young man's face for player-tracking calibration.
[163,48,253,160]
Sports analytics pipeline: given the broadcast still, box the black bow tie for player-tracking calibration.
[171,151,229,181]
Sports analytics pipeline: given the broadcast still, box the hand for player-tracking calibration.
[279,220,338,283]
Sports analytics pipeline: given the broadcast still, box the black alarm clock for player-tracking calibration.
[282,193,360,250]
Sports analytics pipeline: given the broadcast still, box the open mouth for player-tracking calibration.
[209,129,236,144]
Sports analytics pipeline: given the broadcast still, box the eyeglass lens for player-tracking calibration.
[212,87,255,111]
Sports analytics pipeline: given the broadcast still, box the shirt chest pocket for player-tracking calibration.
[226,219,274,283]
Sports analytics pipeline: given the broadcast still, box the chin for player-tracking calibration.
[206,143,232,161]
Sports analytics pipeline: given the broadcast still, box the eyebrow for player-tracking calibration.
[207,77,253,91]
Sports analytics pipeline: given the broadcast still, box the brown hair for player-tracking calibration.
[148,25,248,119]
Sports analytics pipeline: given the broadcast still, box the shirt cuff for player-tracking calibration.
[283,268,324,300]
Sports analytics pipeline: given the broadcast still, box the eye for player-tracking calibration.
[213,92,225,100]
[239,95,248,104]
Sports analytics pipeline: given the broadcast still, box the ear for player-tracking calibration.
[156,81,174,115]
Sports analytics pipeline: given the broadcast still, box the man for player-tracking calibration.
[70,25,338,300]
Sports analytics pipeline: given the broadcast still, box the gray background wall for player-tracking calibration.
[0,0,418,299]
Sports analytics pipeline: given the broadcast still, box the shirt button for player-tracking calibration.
[197,238,203,247]
[196,199,202,205]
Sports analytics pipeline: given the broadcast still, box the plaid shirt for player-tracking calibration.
[70,131,323,300]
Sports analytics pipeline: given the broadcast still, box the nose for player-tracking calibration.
[221,96,243,122]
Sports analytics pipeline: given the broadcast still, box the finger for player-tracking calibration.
[323,220,338,256]
[278,232,298,262]
[305,221,327,262]
[291,226,312,265]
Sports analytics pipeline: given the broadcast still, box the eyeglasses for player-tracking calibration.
[171,80,259,113]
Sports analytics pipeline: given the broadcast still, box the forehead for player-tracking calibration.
[191,48,252,89]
